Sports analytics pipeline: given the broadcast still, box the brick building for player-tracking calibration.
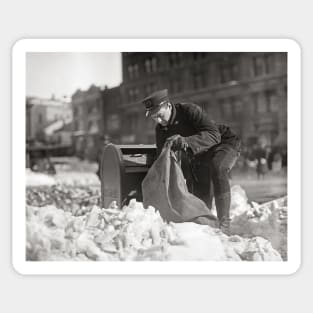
[102,52,287,148]
[71,85,104,160]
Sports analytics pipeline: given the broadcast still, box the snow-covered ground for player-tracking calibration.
[25,168,287,261]
[26,199,284,262]
[26,169,100,187]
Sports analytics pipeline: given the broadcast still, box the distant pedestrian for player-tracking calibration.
[253,145,268,179]
[272,151,282,172]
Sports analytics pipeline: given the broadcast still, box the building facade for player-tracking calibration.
[103,52,287,148]
[101,86,122,143]
[26,96,73,143]
[71,85,104,160]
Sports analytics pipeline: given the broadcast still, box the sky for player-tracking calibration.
[26,52,122,99]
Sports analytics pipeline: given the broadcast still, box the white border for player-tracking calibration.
[12,39,301,275]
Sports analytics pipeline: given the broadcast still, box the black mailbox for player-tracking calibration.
[100,144,157,208]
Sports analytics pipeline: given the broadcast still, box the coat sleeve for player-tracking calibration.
[183,103,221,155]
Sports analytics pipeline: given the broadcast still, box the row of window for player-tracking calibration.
[128,57,158,79]
[218,96,243,116]
[126,53,278,81]
[119,89,282,133]
[126,66,237,102]
[252,90,278,113]
[126,60,277,100]
[73,100,101,116]
[127,53,210,80]
[216,90,279,118]
[252,54,276,77]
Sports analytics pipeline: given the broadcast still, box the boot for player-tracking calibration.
[218,216,231,235]
[215,192,231,235]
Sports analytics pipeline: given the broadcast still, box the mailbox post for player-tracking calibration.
[100,144,156,208]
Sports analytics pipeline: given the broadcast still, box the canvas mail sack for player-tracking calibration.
[142,143,217,223]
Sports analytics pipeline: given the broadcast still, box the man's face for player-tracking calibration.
[150,102,171,126]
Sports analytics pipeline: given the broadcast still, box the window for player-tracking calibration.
[128,89,134,102]
[127,64,139,79]
[193,52,207,61]
[145,59,151,73]
[223,101,232,117]
[252,92,267,113]
[107,114,120,131]
[151,57,157,72]
[265,90,278,112]
[252,56,265,76]
[219,62,239,83]
[87,103,93,115]
[128,87,140,102]
[232,97,242,114]
[264,53,275,74]
[252,54,274,77]
[73,107,78,117]
[133,64,139,78]
[170,78,183,93]
[193,71,207,90]
[169,52,183,67]
[145,57,158,73]
[132,88,139,100]
[38,113,43,124]
[127,65,133,79]
[219,98,232,117]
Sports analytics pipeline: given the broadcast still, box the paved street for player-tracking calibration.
[231,169,287,203]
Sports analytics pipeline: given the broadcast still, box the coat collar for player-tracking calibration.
[168,102,177,126]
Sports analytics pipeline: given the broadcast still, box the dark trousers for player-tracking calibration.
[182,144,239,222]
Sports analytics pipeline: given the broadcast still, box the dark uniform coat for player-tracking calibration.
[155,102,240,156]
[155,102,241,206]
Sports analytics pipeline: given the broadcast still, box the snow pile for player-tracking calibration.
[26,200,181,261]
[54,172,100,186]
[26,169,100,187]
[228,185,287,260]
[26,185,100,214]
[26,169,56,186]
[168,223,281,261]
[26,198,282,261]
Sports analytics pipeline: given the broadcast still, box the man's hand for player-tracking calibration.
[166,135,189,151]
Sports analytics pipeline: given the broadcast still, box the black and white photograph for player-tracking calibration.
[12,39,301,274]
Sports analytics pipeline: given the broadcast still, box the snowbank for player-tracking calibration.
[26,169,100,187]
[26,198,283,262]
[26,169,56,186]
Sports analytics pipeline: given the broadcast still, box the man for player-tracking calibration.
[142,89,241,234]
